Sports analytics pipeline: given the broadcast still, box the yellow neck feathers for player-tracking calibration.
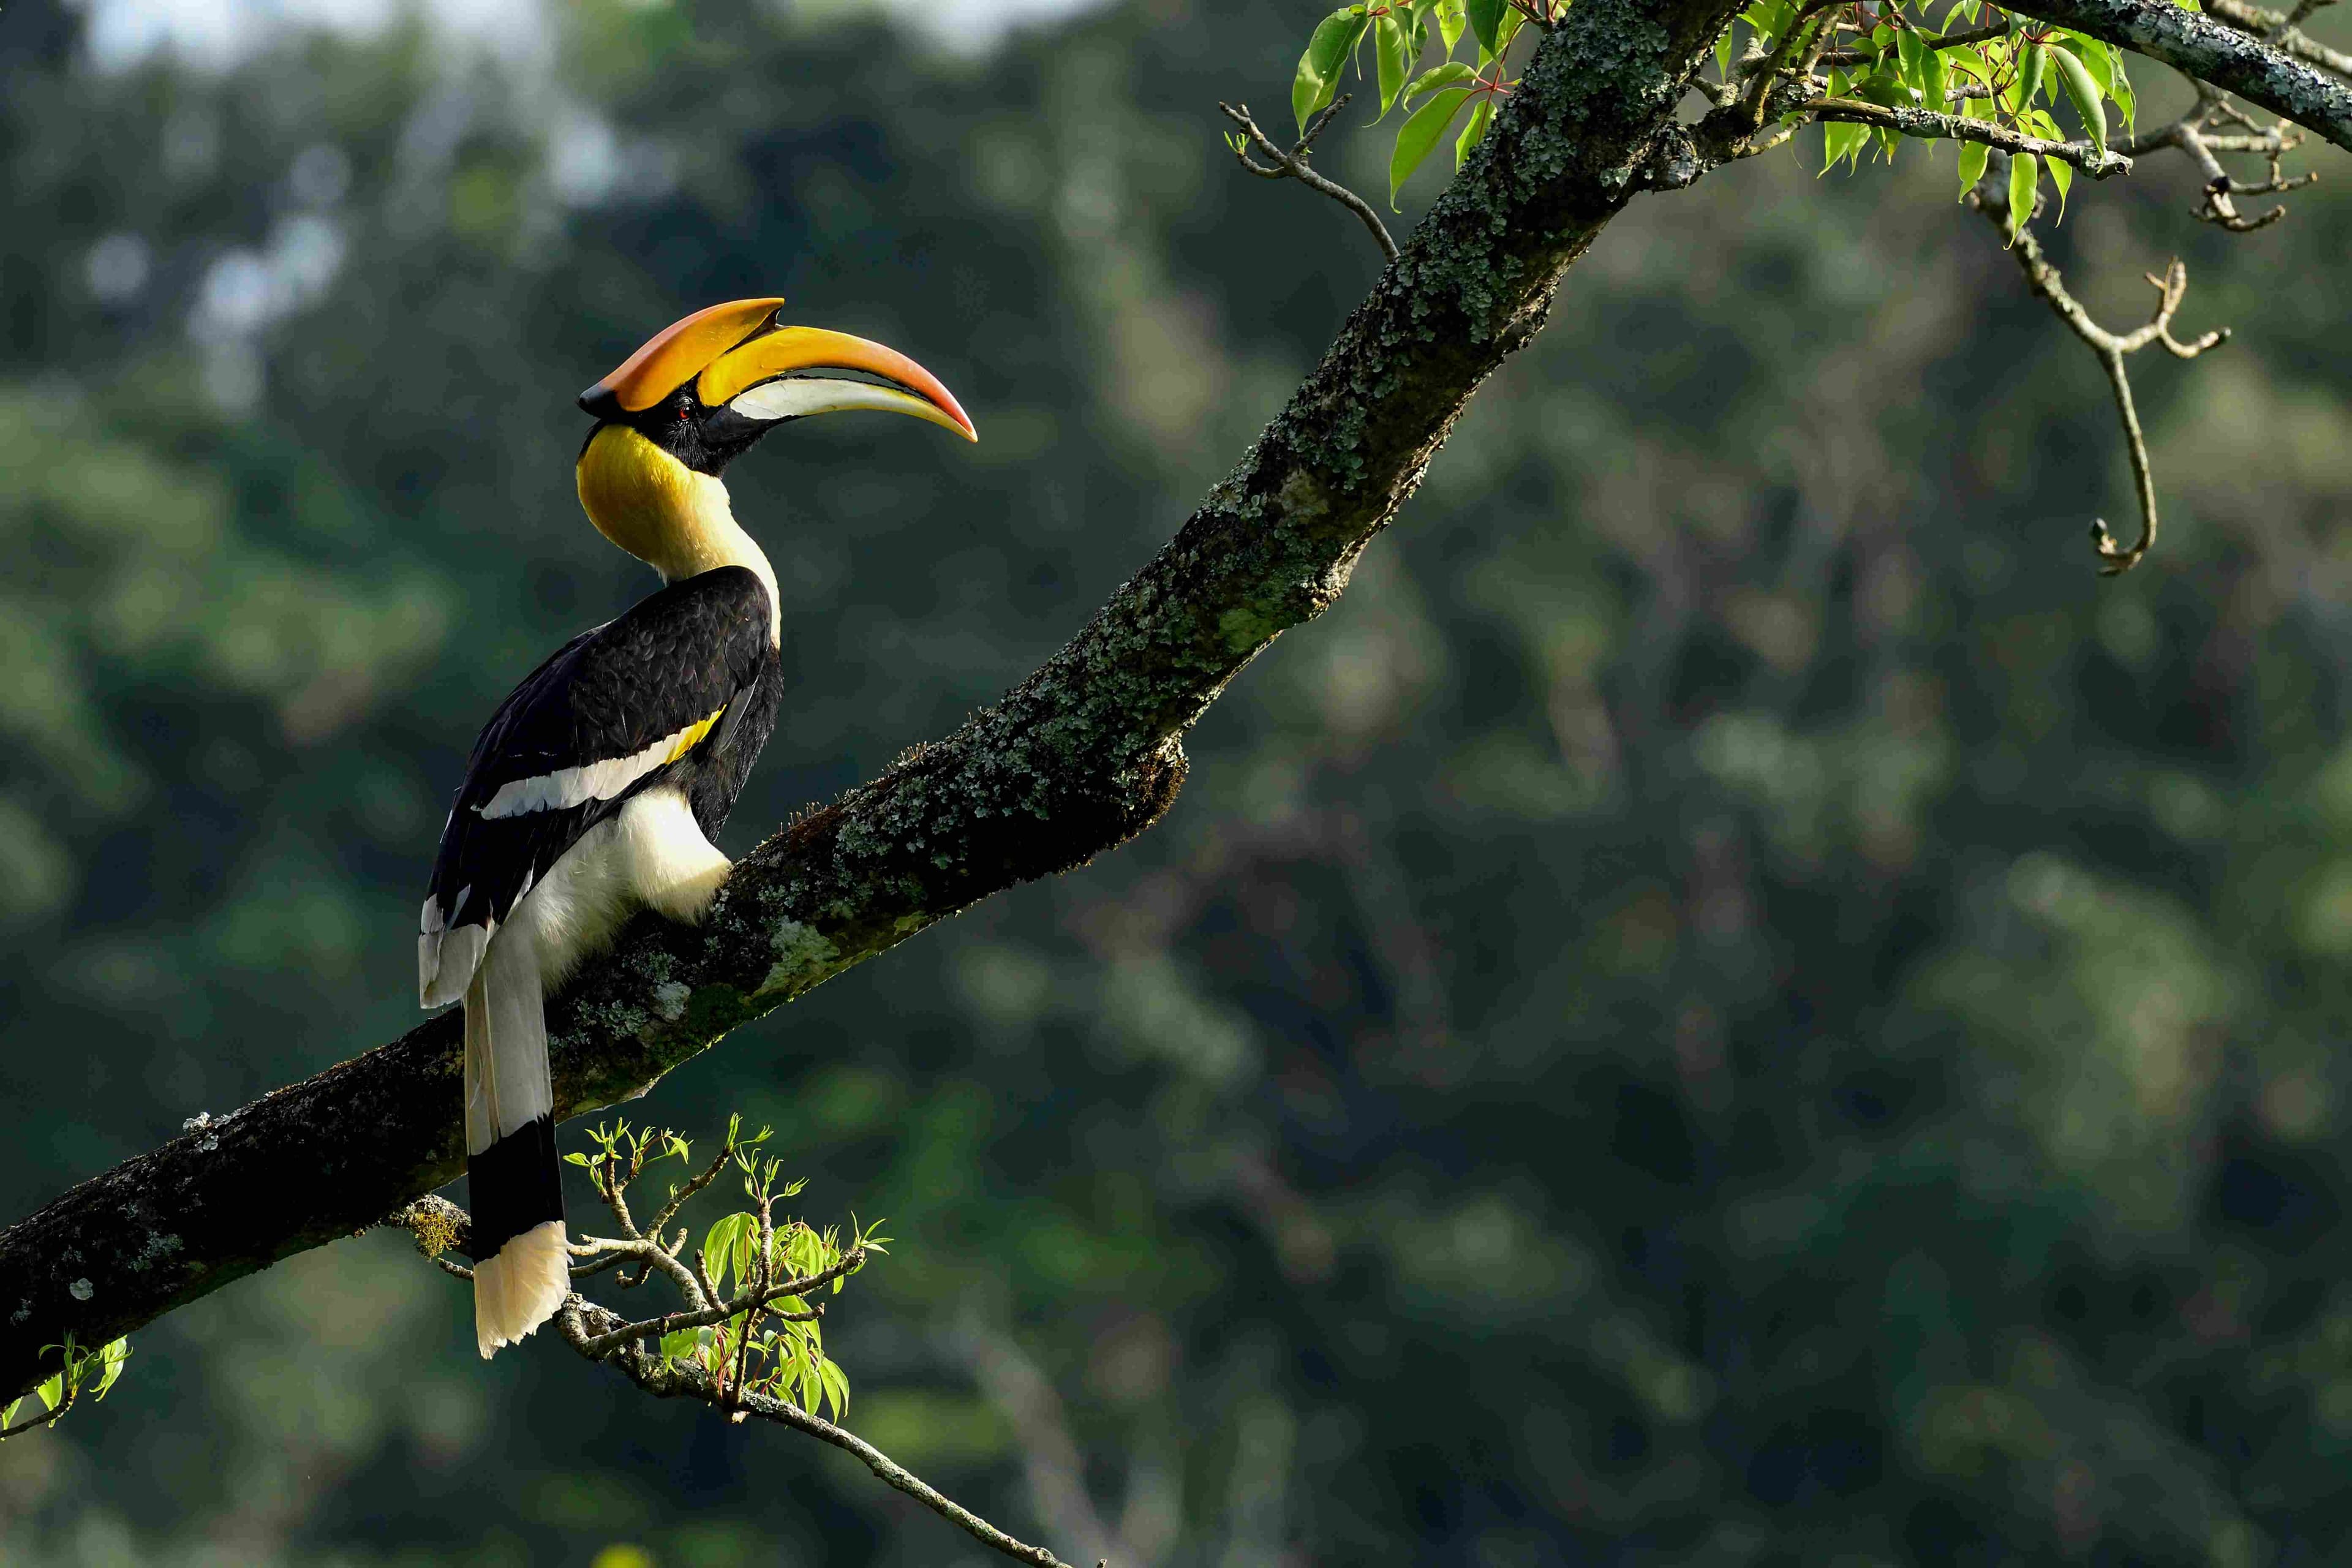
[575,425,779,644]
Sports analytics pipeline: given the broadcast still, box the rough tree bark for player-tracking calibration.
[0,0,1745,1398]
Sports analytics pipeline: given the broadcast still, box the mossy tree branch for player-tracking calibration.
[1995,0,2352,150]
[0,0,1748,1402]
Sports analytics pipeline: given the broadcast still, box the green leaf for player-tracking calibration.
[563,1152,591,1166]
[1455,94,1494,169]
[35,1374,61,1413]
[1494,4,1527,57]
[2048,44,2105,150]
[2007,148,2040,239]
[1858,67,1907,108]
[660,1327,699,1361]
[1467,0,1506,55]
[1956,138,1989,198]
[1716,24,1734,75]
[1896,26,1925,83]
[703,1212,755,1295]
[1390,86,1476,206]
[2057,31,2111,93]
[1822,119,1869,171]
[1437,0,1467,51]
[2045,151,2073,215]
[92,1340,129,1400]
[1921,45,1949,113]
[819,1357,851,1419]
[1377,15,1411,116]
[2012,41,2047,111]
[2110,53,2136,126]
[1295,10,1370,134]
[1408,61,1479,100]
[1,1398,21,1430]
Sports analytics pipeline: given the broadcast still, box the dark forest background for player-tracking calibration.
[4,0,2352,1561]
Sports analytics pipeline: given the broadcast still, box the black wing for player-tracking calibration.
[418,566,772,1006]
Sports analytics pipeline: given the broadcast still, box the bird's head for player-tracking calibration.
[573,297,974,581]
[577,296,976,472]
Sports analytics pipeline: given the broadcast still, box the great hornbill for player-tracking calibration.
[416,299,975,1357]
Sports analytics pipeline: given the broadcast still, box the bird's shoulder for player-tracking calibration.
[463,568,774,789]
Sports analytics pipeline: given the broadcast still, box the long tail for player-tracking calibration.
[463,937,568,1358]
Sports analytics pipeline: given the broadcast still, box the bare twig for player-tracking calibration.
[559,1299,1084,1568]
[2205,0,2352,78]
[1967,159,2228,575]
[949,1316,1129,1568]
[1812,96,2135,175]
[2119,85,2316,228]
[1218,97,1399,263]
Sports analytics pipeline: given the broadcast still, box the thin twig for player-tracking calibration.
[1811,96,2133,175]
[390,1195,1077,1568]
[1816,19,2013,65]
[0,1392,74,1439]
[557,1301,1080,1568]
[1218,98,1400,263]
[1967,159,2227,575]
[645,1140,736,1241]
[575,1248,864,1359]
[2118,85,2316,228]
[575,1233,708,1303]
[1742,0,1847,129]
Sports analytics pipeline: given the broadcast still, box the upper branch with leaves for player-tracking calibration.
[1262,0,2337,574]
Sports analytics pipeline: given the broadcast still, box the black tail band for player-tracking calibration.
[469,1114,564,1257]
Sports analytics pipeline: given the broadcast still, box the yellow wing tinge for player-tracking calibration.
[665,705,726,765]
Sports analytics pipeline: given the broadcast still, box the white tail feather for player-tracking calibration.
[474,1221,570,1358]
[464,936,549,1155]
[443,790,731,1362]
[464,932,565,1355]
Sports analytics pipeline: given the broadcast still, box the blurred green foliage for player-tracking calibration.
[2,0,2351,1562]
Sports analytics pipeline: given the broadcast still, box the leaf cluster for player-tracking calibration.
[0,1332,129,1440]
[1723,0,2157,217]
[1290,0,1561,206]
[565,1114,886,1423]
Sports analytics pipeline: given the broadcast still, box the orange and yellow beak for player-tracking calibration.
[577,296,976,442]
